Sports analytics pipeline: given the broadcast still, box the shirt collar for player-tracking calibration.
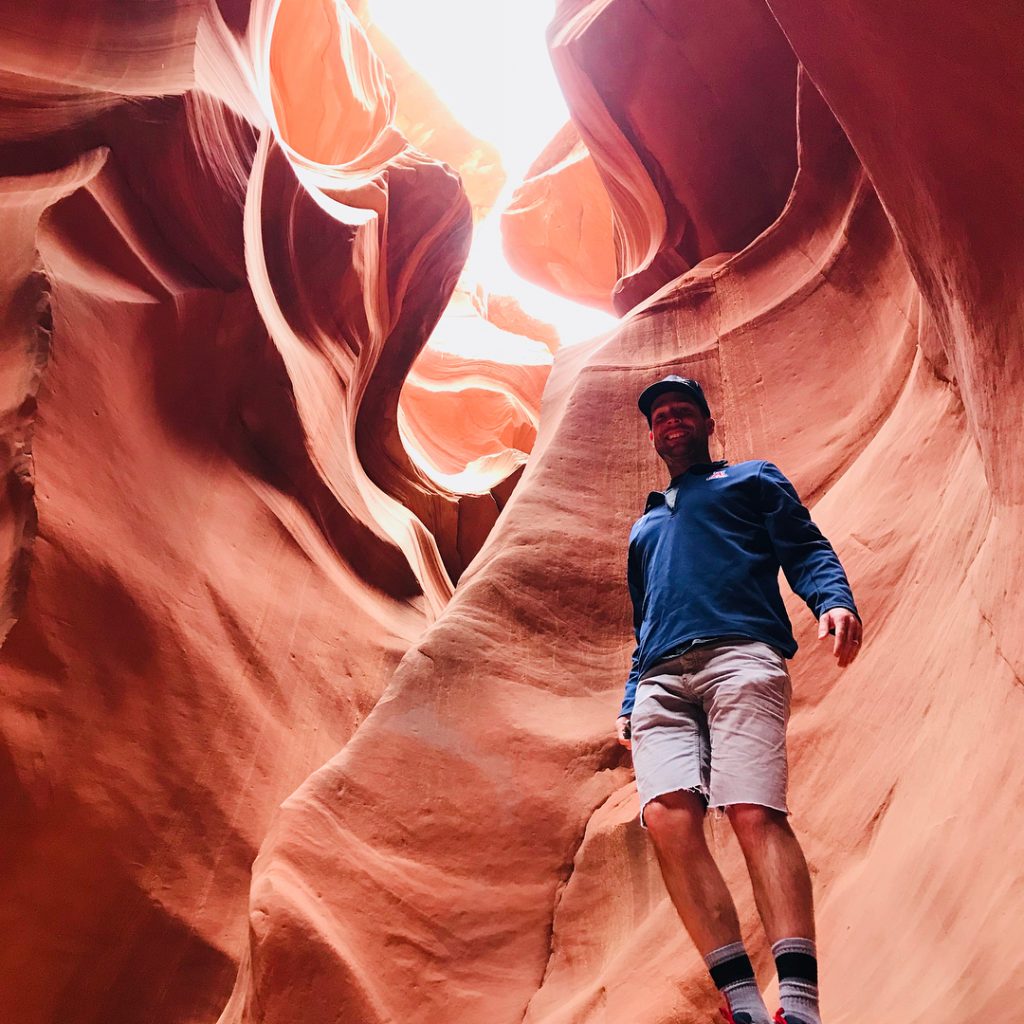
[644,460,729,513]
[669,459,729,486]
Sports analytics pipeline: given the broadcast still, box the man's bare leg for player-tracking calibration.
[725,804,814,943]
[644,789,741,954]
[645,790,772,1022]
[728,804,821,1024]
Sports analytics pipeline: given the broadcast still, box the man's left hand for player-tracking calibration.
[818,607,862,667]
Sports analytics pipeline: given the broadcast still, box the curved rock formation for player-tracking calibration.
[501,122,617,312]
[215,65,928,1024]
[762,0,1024,688]
[218,2,1024,1018]
[399,290,551,493]
[365,26,506,222]
[0,1,523,1021]
[479,289,560,355]
[548,0,800,313]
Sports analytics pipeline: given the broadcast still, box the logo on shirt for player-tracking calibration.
[707,470,728,480]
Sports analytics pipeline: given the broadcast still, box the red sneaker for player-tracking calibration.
[720,1008,755,1024]
[774,1011,812,1024]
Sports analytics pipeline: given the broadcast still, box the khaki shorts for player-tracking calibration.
[631,639,792,823]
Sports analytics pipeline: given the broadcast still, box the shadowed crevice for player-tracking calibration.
[0,268,53,647]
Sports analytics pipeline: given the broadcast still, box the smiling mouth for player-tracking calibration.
[665,430,689,441]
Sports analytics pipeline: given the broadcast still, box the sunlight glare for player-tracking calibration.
[368,0,618,348]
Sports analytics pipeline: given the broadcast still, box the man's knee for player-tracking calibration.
[725,802,791,846]
[643,789,707,848]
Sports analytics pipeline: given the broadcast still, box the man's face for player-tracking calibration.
[648,392,715,465]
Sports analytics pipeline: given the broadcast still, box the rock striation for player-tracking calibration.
[547,0,799,314]
[219,4,1024,1024]
[501,122,617,312]
[0,1,529,1021]
[399,287,552,494]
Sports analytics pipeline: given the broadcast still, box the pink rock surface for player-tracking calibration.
[400,291,551,491]
[0,1,523,1020]
[762,0,1024,689]
[221,9,1024,1012]
[501,122,617,312]
[548,0,799,313]
[365,25,506,222]
[479,290,561,354]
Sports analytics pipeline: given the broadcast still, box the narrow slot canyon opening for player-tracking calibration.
[267,0,618,495]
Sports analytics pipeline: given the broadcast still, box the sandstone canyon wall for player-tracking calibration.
[0,1,524,1021]
[1,2,1022,1024]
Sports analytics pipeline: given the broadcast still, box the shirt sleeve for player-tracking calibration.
[758,462,859,622]
[619,539,644,718]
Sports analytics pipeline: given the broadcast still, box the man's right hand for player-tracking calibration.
[616,715,632,750]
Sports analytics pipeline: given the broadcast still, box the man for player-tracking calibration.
[617,376,862,1024]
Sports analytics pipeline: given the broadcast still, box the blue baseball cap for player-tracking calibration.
[638,375,711,423]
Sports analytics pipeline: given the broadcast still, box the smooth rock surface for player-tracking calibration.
[501,121,617,312]
[548,0,799,313]
[0,2,518,1021]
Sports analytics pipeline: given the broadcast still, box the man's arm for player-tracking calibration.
[617,542,644,748]
[759,462,863,666]
[817,606,862,667]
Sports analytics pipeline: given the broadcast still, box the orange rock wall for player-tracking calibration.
[548,0,799,313]
[762,0,1024,682]
[366,26,506,222]
[0,2,521,1021]
[220,6,1024,1024]
[501,122,617,312]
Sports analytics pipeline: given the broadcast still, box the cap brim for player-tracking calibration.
[638,381,707,419]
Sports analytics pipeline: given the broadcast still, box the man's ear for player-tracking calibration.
[648,429,655,444]
[706,417,716,438]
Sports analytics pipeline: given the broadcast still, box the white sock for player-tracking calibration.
[772,937,821,1024]
[705,942,771,1023]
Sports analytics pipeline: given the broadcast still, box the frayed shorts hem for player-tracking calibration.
[639,787,790,828]
[639,784,708,829]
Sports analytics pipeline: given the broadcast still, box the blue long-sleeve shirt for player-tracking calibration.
[620,459,858,717]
